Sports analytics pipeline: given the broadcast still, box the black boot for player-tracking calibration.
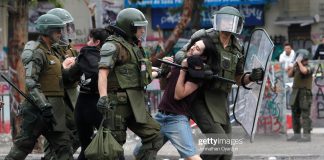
[297,134,311,142]
[287,134,301,141]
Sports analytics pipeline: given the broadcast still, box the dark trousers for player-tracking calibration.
[74,93,102,160]
[190,97,232,160]
[5,99,72,160]
[291,89,312,134]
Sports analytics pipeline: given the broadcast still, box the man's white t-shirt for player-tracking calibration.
[279,50,295,69]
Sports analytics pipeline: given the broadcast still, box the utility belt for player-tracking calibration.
[158,109,177,115]
[79,90,99,95]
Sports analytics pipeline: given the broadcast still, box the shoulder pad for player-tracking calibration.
[191,29,207,40]
[24,41,40,51]
[22,42,40,64]
[100,42,117,56]
[205,29,219,44]
[175,51,186,64]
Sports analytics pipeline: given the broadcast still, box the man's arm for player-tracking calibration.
[174,69,199,100]
[22,46,57,128]
[96,41,118,112]
[296,61,309,75]
[98,68,109,97]
[97,42,117,97]
[287,65,294,77]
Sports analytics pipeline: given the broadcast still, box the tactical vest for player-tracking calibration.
[293,66,313,90]
[54,44,79,89]
[206,30,243,93]
[38,44,65,96]
[106,35,152,90]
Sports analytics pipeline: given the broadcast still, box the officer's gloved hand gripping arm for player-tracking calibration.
[22,48,57,129]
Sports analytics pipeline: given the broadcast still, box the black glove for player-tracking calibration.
[159,63,171,78]
[249,68,265,82]
[203,69,214,80]
[40,104,57,130]
[97,96,111,113]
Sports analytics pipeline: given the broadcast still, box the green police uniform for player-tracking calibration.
[42,8,80,159]
[289,58,313,141]
[97,8,163,160]
[5,14,73,160]
[174,6,247,160]
[176,28,244,160]
[5,40,73,160]
[98,34,162,160]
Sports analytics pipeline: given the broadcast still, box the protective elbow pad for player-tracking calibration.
[29,87,50,109]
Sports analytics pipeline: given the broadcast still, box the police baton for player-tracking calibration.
[0,73,38,107]
[157,59,185,69]
[157,59,236,84]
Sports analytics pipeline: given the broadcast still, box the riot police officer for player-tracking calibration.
[45,8,80,158]
[287,49,313,142]
[5,14,73,160]
[97,8,163,159]
[175,6,264,160]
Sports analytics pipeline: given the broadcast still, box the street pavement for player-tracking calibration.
[0,126,324,160]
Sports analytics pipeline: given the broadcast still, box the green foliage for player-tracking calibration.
[29,0,63,8]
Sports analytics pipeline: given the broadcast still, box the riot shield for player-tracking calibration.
[233,28,274,142]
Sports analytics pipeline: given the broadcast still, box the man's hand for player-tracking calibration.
[162,56,174,63]
[296,55,303,63]
[97,96,111,113]
[152,67,162,78]
[41,104,57,130]
[181,58,188,68]
[249,68,264,82]
[62,57,76,69]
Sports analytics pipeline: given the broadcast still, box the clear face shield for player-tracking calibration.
[60,22,76,45]
[134,21,148,45]
[47,27,64,44]
[213,13,243,34]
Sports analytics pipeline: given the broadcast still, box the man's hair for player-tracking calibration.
[89,28,110,47]
[187,36,216,58]
[187,36,220,73]
[284,42,292,48]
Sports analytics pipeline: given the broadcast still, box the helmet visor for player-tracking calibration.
[213,14,243,34]
[61,22,76,43]
[134,21,148,43]
[48,27,64,43]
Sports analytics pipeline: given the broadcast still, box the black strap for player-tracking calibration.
[241,72,252,90]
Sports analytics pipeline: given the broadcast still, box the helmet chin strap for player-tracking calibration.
[49,36,60,44]
[58,39,69,47]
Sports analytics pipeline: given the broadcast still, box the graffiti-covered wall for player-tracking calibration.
[257,60,324,134]
[257,62,287,134]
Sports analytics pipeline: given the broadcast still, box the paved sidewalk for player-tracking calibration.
[0,126,324,160]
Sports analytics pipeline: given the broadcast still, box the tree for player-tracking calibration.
[6,0,63,144]
[7,0,29,140]
[150,0,194,65]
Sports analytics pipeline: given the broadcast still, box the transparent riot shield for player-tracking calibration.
[233,28,274,142]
